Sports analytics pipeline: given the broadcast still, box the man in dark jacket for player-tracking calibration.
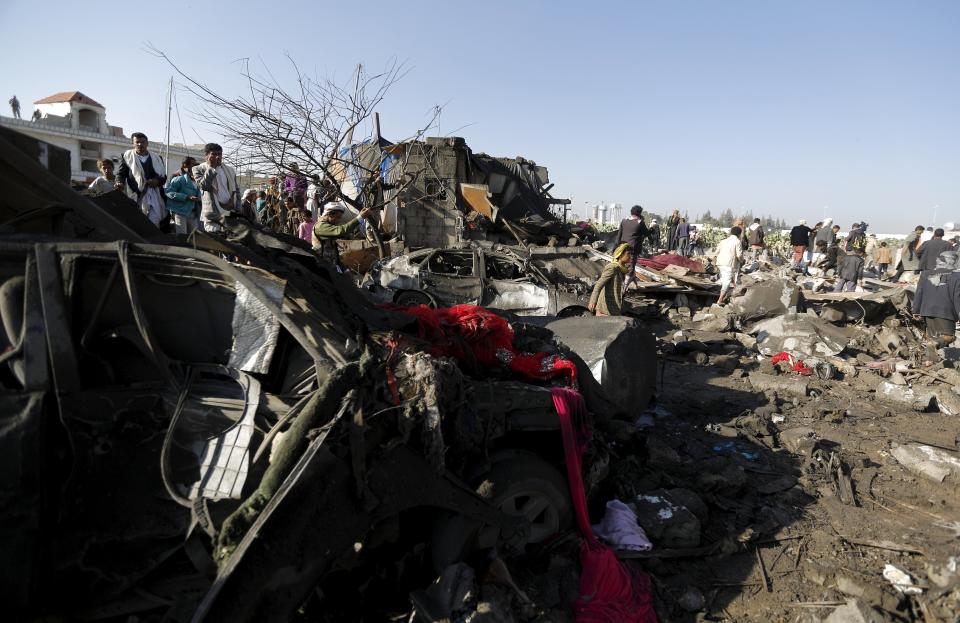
[918,228,952,272]
[615,204,648,287]
[915,250,958,346]
[833,250,864,292]
[790,219,813,268]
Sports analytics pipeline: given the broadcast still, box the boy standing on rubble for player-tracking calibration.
[716,226,743,305]
[588,243,632,316]
[914,251,958,346]
[876,242,893,276]
[833,248,865,292]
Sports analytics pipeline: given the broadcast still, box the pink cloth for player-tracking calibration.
[298,220,314,244]
[550,388,657,623]
[636,254,705,273]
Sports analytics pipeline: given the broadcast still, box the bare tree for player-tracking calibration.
[147,46,443,255]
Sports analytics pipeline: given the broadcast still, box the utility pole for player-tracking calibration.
[164,76,173,176]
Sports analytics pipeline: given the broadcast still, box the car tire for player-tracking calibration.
[431,452,572,571]
[395,290,434,308]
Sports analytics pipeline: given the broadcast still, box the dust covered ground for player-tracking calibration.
[631,312,960,622]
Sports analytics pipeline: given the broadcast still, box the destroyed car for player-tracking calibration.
[0,231,614,622]
[368,244,604,316]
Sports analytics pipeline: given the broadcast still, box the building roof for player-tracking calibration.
[33,91,105,108]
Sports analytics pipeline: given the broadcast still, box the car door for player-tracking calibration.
[419,250,482,306]
[479,252,550,315]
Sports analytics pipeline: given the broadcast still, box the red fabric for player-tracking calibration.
[551,388,657,623]
[393,304,577,385]
[636,254,705,273]
[770,351,813,376]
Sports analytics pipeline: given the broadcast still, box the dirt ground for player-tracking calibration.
[632,315,960,622]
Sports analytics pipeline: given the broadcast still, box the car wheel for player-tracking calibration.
[431,452,572,571]
[395,290,434,308]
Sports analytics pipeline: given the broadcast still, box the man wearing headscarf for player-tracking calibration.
[588,243,632,316]
[116,132,167,227]
[914,250,958,346]
[312,201,371,270]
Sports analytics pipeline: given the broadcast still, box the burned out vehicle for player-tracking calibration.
[0,129,635,622]
[0,232,617,621]
[369,244,604,317]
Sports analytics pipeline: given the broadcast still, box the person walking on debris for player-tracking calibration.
[816,239,841,275]
[715,226,743,306]
[893,225,926,282]
[8,95,21,119]
[163,157,202,234]
[312,202,371,270]
[790,219,812,269]
[815,216,835,249]
[688,225,702,256]
[588,243,631,316]
[914,250,958,346]
[647,219,661,250]
[675,217,690,256]
[918,228,951,272]
[615,204,647,288]
[192,143,239,234]
[747,218,765,261]
[833,247,865,292]
[842,222,868,264]
[88,159,117,195]
[807,221,822,264]
[667,209,681,251]
[116,132,167,227]
[875,242,893,276]
[864,233,878,270]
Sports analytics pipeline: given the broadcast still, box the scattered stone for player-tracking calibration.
[676,587,705,612]
[890,444,960,483]
[824,598,889,623]
[631,491,701,548]
[779,427,819,455]
[749,372,809,397]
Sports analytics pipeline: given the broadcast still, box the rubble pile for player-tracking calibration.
[626,253,960,621]
[3,126,959,623]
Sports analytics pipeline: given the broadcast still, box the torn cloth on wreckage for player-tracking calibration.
[551,387,657,623]
[395,304,578,384]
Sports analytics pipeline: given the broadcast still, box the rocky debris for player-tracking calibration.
[631,490,703,549]
[890,444,960,483]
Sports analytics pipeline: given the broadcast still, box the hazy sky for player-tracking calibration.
[2,1,957,233]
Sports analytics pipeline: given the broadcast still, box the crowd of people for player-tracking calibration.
[86,133,367,271]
